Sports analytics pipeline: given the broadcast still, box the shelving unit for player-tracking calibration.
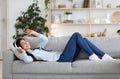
[49,0,120,37]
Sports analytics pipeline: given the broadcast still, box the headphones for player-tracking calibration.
[13,41,16,48]
[13,41,22,50]
[13,41,18,48]
[13,38,25,49]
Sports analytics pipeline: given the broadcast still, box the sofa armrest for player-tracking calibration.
[3,49,15,79]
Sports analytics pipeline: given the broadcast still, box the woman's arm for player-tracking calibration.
[38,34,48,48]
[24,29,39,36]
[19,52,33,63]
[24,29,48,48]
[16,47,33,63]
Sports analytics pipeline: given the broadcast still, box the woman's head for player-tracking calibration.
[13,38,31,50]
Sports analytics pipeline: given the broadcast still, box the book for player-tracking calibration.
[83,0,90,8]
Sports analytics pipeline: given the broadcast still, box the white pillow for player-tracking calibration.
[11,36,40,60]
[10,47,24,60]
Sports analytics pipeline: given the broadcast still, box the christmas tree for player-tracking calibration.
[13,0,49,39]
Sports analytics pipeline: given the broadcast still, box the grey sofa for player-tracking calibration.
[3,36,120,79]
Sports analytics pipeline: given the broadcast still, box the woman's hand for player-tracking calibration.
[24,29,33,36]
[17,47,26,53]
[24,29,39,36]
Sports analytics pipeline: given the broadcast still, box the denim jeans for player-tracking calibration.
[57,32,105,62]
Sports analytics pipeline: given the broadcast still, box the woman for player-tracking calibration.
[13,29,115,63]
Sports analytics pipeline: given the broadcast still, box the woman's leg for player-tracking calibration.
[81,37,114,60]
[57,32,95,62]
[83,38,105,58]
[74,33,101,61]
[57,33,82,62]
[75,33,95,56]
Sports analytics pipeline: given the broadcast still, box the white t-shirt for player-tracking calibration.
[14,34,61,63]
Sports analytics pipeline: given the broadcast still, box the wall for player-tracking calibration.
[7,0,48,48]
[0,0,7,59]
[7,0,120,48]
[0,0,1,59]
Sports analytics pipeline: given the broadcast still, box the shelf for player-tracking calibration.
[50,8,90,11]
[51,23,120,25]
[50,0,120,37]
[91,23,120,25]
[90,8,120,10]
[50,8,120,11]
[51,23,90,25]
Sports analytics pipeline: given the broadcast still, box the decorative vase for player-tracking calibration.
[73,3,79,8]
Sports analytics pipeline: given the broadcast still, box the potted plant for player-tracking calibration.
[44,0,50,9]
[68,0,73,8]
[69,0,73,2]
[13,0,49,39]
[65,11,72,20]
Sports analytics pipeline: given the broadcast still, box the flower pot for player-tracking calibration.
[67,14,72,20]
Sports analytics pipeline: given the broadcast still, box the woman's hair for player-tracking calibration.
[13,38,25,48]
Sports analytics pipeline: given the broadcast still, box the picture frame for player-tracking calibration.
[52,14,61,23]
[95,0,103,8]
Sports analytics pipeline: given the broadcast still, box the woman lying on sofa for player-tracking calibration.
[13,29,115,63]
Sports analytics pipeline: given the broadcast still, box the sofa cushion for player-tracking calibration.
[88,37,120,58]
[13,59,120,74]
[45,36,120,58]
[24,36,120,58]
[13,60,71,74]
[72,59,120,74]
[45,36,70,52]
[23,36,40,50]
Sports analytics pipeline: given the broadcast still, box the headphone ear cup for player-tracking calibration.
[13,41,17,48]
[13,42,15,47]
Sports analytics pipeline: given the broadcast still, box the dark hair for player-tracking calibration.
[13,38,25,48]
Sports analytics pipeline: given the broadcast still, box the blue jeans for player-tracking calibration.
[57,32,105,62]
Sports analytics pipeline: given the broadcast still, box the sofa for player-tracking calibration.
[3,36,120,79]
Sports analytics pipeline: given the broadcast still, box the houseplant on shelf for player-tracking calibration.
[68,0,73,8]
[63,11,73,23]
[13,0,49,39]
[65,11,72,20]
[44,0,50,9]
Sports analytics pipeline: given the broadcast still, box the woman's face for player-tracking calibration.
[20,40,31,50]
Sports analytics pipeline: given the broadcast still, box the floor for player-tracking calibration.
[0,61,2,79]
